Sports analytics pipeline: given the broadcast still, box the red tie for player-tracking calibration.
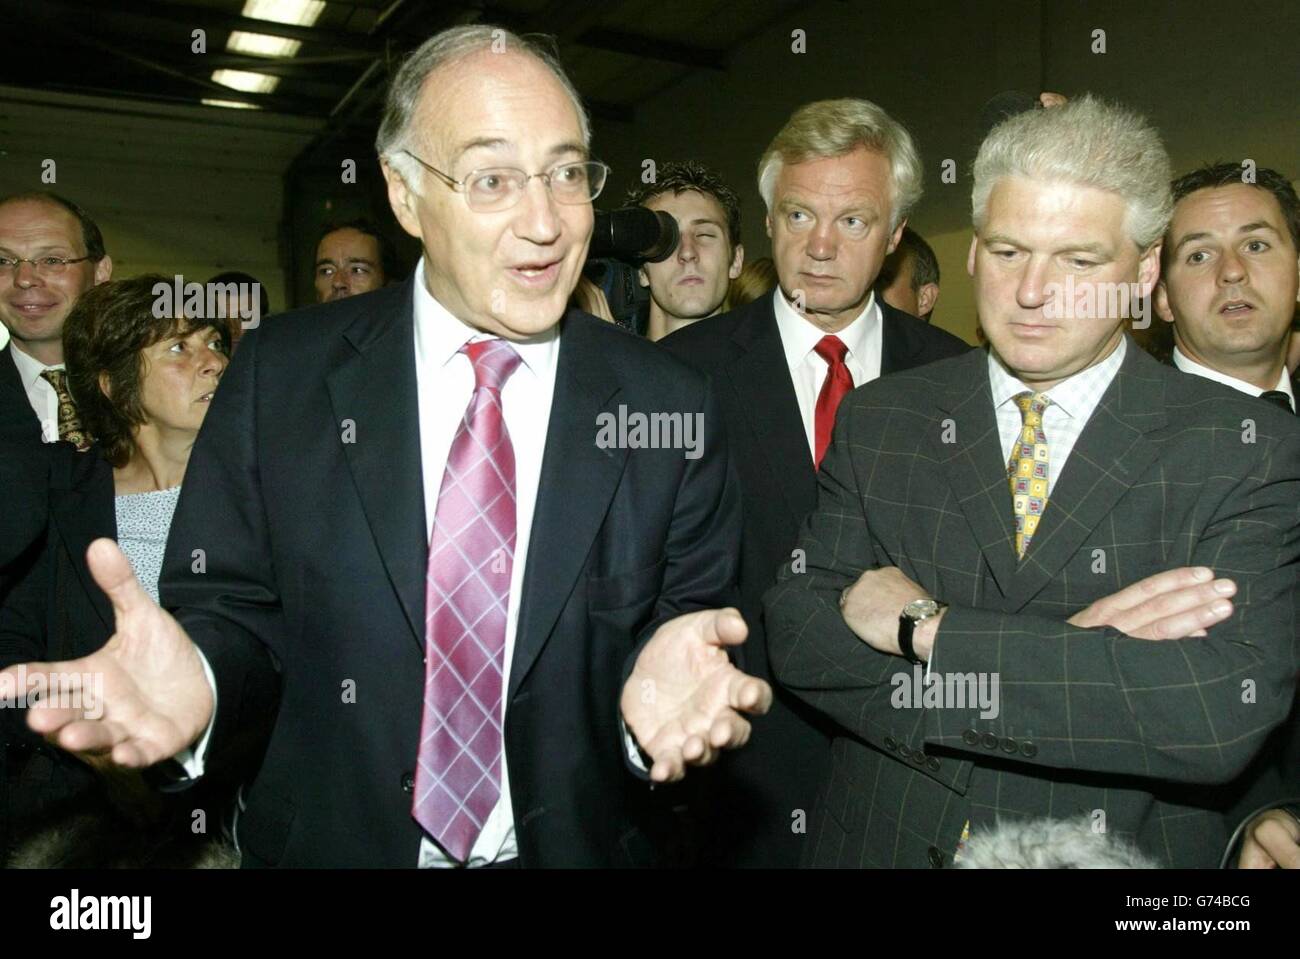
[813,334,853,468]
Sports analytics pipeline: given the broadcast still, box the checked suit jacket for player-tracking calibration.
[765,339,1300,868]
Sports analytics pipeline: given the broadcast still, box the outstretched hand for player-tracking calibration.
[0,538,213,769]
[620,607,772,783]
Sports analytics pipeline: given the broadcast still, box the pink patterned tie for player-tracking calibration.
[413,338,521,861]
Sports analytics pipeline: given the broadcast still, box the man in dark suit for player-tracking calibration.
[1154,161,1300,868]
[0,24,771,868]
[766,95,1300,868]
[661,98,967,866]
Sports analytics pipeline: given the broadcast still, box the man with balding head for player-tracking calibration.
[2,25,770,868]
[0,192,111,448]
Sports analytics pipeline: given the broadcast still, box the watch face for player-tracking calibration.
[904,599,940,620]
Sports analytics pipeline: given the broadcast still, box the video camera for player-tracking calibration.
[584,207,679,335]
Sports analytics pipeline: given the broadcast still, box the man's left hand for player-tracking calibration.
[1238,808,1300,868]
[621,608,772,783]
[840,566,940,660]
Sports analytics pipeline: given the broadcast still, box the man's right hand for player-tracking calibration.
[1067,566,1236,639]
[0,538,213,768]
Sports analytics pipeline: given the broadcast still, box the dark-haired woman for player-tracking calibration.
[0,274,235,866]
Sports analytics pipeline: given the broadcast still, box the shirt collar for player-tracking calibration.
[1172,346,1295,407]
[411,258,559,378]
[988,336,1128,417]
[772,286,877,370]
[6,341,63,389]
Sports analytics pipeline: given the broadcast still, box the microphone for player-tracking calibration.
[590,207,679,263]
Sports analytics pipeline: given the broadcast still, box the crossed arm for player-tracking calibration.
[765,407,1300,787]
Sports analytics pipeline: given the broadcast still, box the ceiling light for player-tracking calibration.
[211,69,280,94]
[227,30,302,58]
[241,0,326,27]
[202,99,262,110]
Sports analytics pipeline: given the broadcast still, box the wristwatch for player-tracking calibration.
[899,598,947,665]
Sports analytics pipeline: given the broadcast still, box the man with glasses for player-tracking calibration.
[0,192,112,448]
[3,25,771,869]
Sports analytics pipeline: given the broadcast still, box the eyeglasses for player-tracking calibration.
[400,150,609,212]
[0,255,94,276]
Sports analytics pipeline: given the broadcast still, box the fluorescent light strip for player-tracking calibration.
[241,0,326,27]
[201,98,262,110]
[227,30,302,58]
[211,69,280,94]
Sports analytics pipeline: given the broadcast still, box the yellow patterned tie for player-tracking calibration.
[1009,391,1051,558]
[39,368,90,451]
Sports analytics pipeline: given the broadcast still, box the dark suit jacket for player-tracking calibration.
[158,277,742,868]
[660,293,968,866]
[767,341,1300,868]
[0,345,47,602]
[0,445,114,842]
[1162,357,1300,834]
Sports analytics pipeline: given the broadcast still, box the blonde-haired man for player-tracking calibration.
[661,98,966,866]
[767,95,1300,868]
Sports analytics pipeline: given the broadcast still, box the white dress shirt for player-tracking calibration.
[7,343,64,443]
[771,287,882,459]
[1172,346,1295,412]
[411,259,557,867]
[989,337,1128,498]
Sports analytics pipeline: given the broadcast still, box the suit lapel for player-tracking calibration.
[326,281,427,651]
[931,349,1019,597]
[0,345,42,439]
[1003,340,1167,609]
[509,311,629,699]
[50,448,115,631]
[725,298,817,522]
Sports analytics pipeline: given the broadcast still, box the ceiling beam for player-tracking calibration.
[575,29,726,71]
[196,52,380,76]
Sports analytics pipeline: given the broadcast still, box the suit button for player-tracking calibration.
[911,749,926,765]
[927,846,945,868]
[898,743,912,759]
[1001,737,1018,753]
[962,729,980,746]
[884,736,897,752]
[1020,741,1038,758]
[927,757,940,771]
[981,732,998,750]
[401,772,415,793]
